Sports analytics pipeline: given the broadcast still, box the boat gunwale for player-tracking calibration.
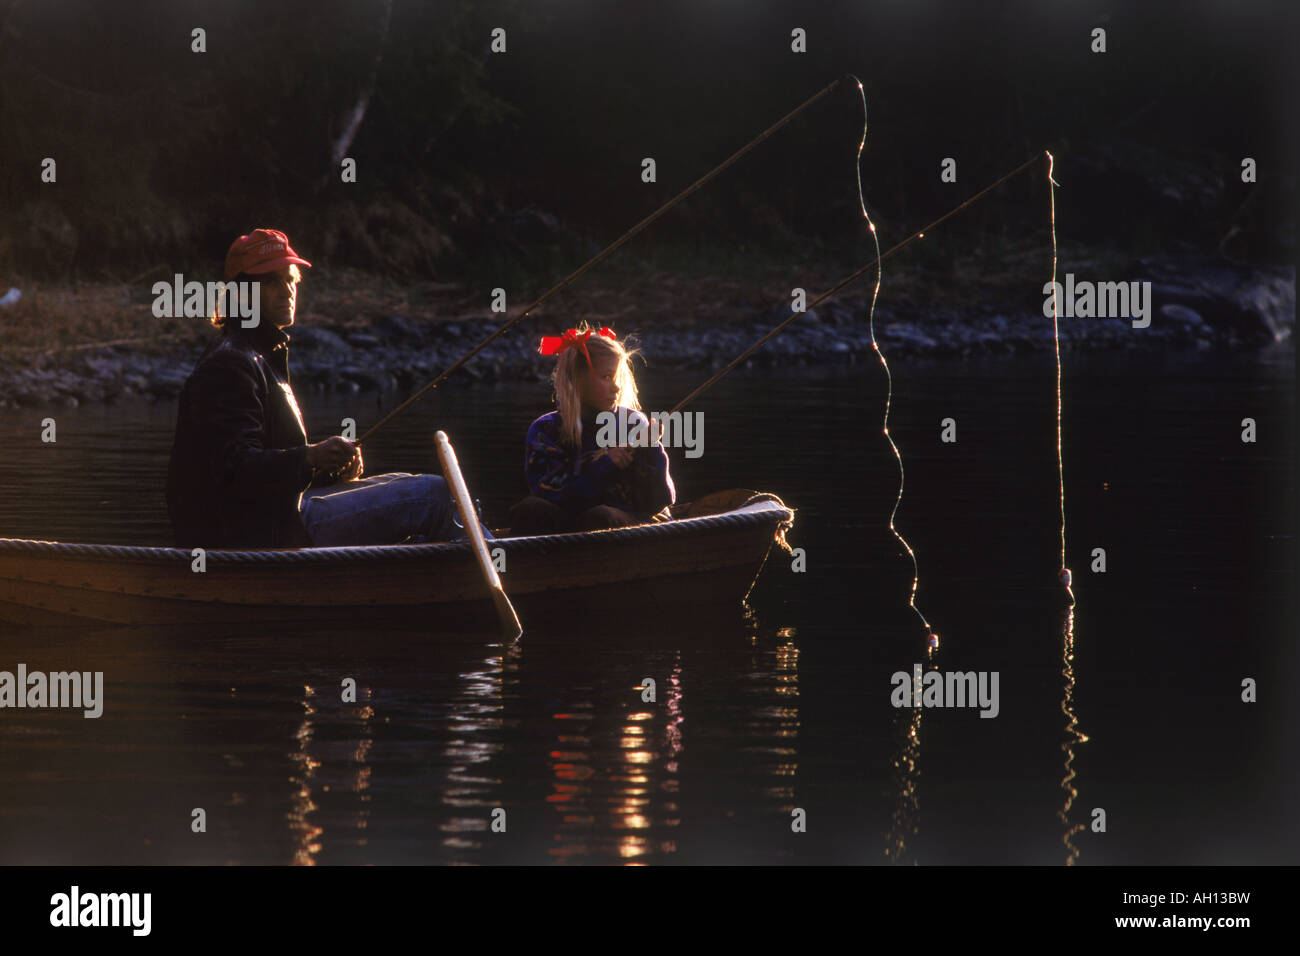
[0,496,794,566]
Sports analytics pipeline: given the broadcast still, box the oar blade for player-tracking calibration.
[491,584,523,643]
[435,430,523,641]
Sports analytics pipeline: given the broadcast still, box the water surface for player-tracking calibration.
[0,346,1293,864]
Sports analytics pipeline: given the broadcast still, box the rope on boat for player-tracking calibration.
[0,496,793,565]
[736,492,795,553]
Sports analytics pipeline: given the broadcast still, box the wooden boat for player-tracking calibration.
[0,490,794,630]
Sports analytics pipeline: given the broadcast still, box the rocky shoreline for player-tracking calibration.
[0,255,1291,408]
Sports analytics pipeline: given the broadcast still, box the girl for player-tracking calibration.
[510,324,675,534]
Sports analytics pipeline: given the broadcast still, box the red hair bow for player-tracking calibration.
[538,327,617,370]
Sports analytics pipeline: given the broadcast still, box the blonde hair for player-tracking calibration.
[551,323,642,449]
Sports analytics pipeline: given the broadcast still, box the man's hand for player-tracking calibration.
[608,446,635,469]
[306,436,356,472]
[339,444,364,481]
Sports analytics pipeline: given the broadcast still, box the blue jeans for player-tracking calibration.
[299,473,492,546]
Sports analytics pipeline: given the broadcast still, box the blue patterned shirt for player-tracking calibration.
[524,407,675,517]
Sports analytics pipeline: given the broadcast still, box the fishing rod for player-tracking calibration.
[356,76,852,445]
[668,149,1053,415]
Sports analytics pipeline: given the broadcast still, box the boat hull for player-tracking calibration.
[0,496,794,631]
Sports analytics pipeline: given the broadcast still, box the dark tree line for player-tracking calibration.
[1,0,1291,283]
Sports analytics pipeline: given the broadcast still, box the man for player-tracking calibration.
[166,228,460,549]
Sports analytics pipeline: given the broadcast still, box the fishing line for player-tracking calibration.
[1047,151,1088,864]
[672,150,1060,648]
[671,143,1052,661]
[843,73,927,866]
[662,126,1072,860]
[844,73,938,660]
[1048,152,1074,605]
[668,153,1045,414]
[356,77,851,445]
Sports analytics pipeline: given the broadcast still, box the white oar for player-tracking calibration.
[435,430,522,642]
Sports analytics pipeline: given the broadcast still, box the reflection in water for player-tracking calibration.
[528,610,800,864]
[440,647,509,858]
[612,656,682,863]
[266,627,802,865]
[288,685,323,865]
[287,681,375,866]
[1058,606,1088,865]
[547,654,687,865]
[766,637,800,807]
[884,707,923,865]
[885,630,933,864]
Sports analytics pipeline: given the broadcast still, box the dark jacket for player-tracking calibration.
[523,407,675,518]
[166,323,314,549]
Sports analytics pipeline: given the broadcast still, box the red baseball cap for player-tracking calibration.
[223,228,312,280]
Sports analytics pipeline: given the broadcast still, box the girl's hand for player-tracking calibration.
[608,446,635,469]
